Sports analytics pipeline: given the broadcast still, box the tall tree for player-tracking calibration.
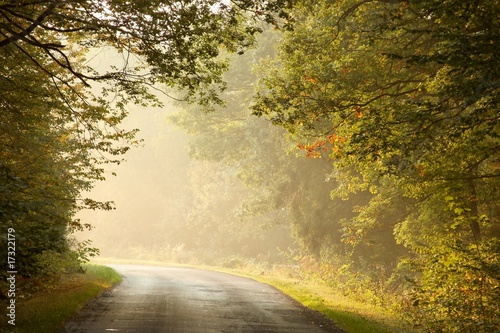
[170,29,369,269]
[253,1,500,331]
[0,42,116,277]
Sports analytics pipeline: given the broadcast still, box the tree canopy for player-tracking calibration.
[0,0,290,106]
[0,0,291,282]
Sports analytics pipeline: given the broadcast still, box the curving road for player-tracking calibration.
[59,264,344,333]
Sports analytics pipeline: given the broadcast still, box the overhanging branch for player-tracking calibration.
[0,0,60,48]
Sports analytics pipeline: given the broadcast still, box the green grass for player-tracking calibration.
[254,276,415,333]
[0,264,121,333]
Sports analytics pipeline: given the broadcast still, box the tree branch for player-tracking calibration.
[0,0,60,48]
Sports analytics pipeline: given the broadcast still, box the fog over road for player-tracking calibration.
[59,265,344,333]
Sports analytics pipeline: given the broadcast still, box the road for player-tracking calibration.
[59,264,344,333]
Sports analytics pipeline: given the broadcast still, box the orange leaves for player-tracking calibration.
[297,140,326,158]
[351,106,363,118]
[327,133,346,144]
[297,134,347,159]
[416,163,426,176]
[302,74,321,92]
[303,75,317,84]
[327,134,337,144]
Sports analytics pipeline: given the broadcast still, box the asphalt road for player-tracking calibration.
[59,264,344,333]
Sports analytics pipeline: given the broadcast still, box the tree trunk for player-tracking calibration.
[468,178,481,241]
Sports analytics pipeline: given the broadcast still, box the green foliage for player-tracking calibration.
[0,39,123,280]
[253,0,500,332]
[0,0,293,108]
[168,29,299,260]
[170,28,374,265]
[405,238,500,333]
[0,1,292,280]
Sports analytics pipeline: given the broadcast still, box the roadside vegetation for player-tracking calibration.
[0,264,121,333]
[222,263,418,333]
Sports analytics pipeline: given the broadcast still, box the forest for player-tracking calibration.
[1,1,499,333]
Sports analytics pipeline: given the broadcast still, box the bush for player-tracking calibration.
[404,238,500,333]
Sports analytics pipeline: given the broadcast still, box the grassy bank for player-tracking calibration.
[1,264,121,333]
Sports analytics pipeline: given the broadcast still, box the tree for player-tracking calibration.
[0,42,113,278]
[0,0,292,282]
[253,0,500,331]
[169,29,372,271]
[168,30,300,263]
[0,0,292,107]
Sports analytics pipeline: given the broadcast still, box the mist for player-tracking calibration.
[76,104,189,258]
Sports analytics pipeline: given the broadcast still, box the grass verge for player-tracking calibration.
[0,264,121,333]
[245,274,417,333]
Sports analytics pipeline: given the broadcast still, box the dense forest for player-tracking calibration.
[254,1,500,332]
[1,1,499,333]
